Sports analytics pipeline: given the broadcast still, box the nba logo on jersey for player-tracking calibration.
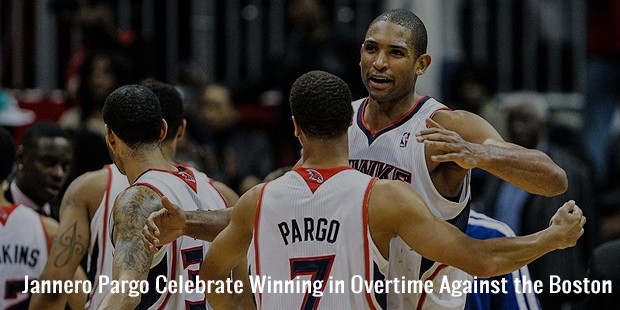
[306,169,324,183]
[400,132,411,148]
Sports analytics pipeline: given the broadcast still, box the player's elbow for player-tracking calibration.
[464,259,498,278]
[541,167,568,197]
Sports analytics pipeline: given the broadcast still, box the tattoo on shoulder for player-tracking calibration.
[53,222,86,268]
[113,186,162,274]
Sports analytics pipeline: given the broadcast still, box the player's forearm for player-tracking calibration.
[184,208,232,241]
[476,143,567,196]
[476,228,560,277]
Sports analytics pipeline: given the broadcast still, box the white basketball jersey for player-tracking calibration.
[248,167,388,310]
[86,164,129,310]
[0,204,49,309]
[349,97,472,310]
[127,165,227,309]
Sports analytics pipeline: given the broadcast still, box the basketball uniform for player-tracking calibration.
[122,165,227,309]
[465,211,540,310]
[86,164,129,309]
[349,96,472,310]
[248,167,388,310]
[0,204,49,309]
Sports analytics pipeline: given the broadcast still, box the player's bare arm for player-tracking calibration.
[417,110,567,197]
[141,197,232,251]
[212,180,240,206]
[30,170,106,310]
[100,185,161,310]
[370,180,584,277]
[201,185,259,310]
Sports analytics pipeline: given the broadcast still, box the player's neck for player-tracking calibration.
[365,92,420,131]
[124,150,177,184]
[298,137,349,169]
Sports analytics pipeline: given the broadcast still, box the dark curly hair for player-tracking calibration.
[0,127,15,181]
[289,70,352,139]
[141,80,184,141]
[103,84,162,148]
[370,9,427,58]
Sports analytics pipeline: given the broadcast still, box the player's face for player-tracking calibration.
[360,21,418,104]
[19,137,73,206]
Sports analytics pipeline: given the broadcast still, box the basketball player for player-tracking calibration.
[144,71,584,309]
[0,127,86,309]
[90,84,228,309]
[31,81,235,310]
[348,9,568,309]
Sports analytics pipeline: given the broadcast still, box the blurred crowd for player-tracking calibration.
[0,0,619,309]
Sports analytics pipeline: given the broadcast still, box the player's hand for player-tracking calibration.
[548,200,586,249]
[142,196,187,252]
[416,118,482,169]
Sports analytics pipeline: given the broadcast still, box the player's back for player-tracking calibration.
[248,167,387,310]
[0,204,49,309]
[85,164,129,309]
[131,165,227,309]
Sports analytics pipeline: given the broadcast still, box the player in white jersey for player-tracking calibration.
[142,71,584,310]
[96,84,235,309]
[247,167,388,309]
[0,204,53,309]
[350,9,568,309]
[31,81,236,310]
[0,128,85,310]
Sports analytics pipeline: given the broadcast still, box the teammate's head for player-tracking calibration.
[141,80,184,141]
[103,84,164,148]
[15,121,73,207]
[369,9,427,58]
[0,127,15,182]
[289,70,352,139]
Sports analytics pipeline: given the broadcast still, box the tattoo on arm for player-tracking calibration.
[53,222,86,268]
[113,187,161,275]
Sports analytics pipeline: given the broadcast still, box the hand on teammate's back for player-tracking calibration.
[142,196,186,252]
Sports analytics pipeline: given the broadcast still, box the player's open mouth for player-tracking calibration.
[369,77,392,90]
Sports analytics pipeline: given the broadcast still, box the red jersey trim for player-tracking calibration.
[0,203,19,226]
[363,177,379,310]
[293,166,353,193]
[416,264,448,310]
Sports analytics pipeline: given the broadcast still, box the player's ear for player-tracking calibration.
[176,119,187,140]
[415,53,431,76]
[104,124,115,149]
[292,116,300,138]
[159,119,168,142]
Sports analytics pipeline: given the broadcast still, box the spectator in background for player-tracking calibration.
[3,122,73,218]
[187,83,275,194]
[582,0,620,185]
[477,92,598,309]
[58,50,132,196]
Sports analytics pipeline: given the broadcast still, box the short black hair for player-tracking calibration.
[141,80,184,141]
[0,127,15,181]
[21,121,71,151]
[289,70,352,139]
[370,9,427,58]
[103,84,162,147]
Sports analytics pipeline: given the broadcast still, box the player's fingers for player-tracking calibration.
[146,212,162,236]
[580,216,587,226]
[425,117,444,129]
[162,196,181,214]
[141,229,159,252]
